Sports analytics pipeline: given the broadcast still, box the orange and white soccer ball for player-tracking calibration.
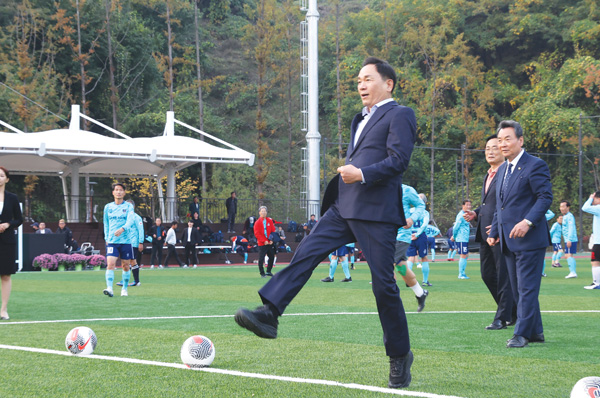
[570,376,600,398]
[180,335,215,368]
[65,327,97,355]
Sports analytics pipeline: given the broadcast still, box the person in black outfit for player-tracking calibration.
[191,211,203,231]
[243,215,257,239]
[225,192,237,233]
[181,220,201,268]
[149,218,165,268]
[56,219,78,252]
[0,166,24,320]
[189,195,201,219]
[464,134,515,330]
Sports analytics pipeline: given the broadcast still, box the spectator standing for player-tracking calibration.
[560,200,578,278]
[226,192,237,233]
[150,218,165,269]
[163,221,185,268]
[35,222,52,234]
[181,220,201,268]
[56,219,78,252]
[0,166,24,320]
[243,216,257,239]
[189,196,201,219]
[582,192,600,289]
[253,206,276,277]
[191,212,203,231]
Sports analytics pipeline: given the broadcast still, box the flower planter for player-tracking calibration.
[58,264,66,272]
[75,263,83,271]
[93,265,101,271]
[41,268,49,272]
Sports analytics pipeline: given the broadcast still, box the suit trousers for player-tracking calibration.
[502,244,545,339]
[184,243,199,265]
[479,240,514,322]
[258,204,410,357]
[164,244,184,267]
[150,243,163,265]
[227,212,236,232]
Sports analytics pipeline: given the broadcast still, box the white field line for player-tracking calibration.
[0,310,598,326]
[0,344,464,398]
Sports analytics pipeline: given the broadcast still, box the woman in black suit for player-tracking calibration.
[0,166,23,320]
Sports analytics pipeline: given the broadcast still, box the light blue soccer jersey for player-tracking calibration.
[103,201,135,244]
[425,225,440,238]
[545,209,555,221]
[396,185,426,243]
[549,222,562,244]
[582,197,600,245]
[453,210,471,243]
[128,212,145,246]
[562,212,578,242]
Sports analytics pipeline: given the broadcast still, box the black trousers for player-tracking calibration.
[258,244,275,275]
[227,212,236,232]
[479,240,515,323]
[150,243,163,265]
[184,243,199,266]
[164,244,184,267]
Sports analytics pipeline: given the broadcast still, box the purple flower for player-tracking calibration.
[33,254,58,270]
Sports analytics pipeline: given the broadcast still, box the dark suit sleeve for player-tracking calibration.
[8,194,23,229]
[360,106,416,186]
[525,159,553,225]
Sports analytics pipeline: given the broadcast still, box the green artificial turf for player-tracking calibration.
[0,257,598,397]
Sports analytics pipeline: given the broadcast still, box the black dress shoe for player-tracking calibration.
[506,335,529,348]
[416,290,428,313]
[265,272,274,277]
[529,333,545,343]
[234,305,279,339]
[388,350,413,388]
[485,320,507,330]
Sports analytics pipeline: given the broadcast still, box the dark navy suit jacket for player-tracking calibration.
[0,191,23,245]
[489,151,552,251]
[321,101,416,225]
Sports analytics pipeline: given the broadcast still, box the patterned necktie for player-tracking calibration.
[501,163,513,201]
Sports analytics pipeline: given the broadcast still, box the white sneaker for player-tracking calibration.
[193,264,197,268]
[417,263,422,268]
[158,265,164,269]
[121,289,128,296]
[150,265,154,269]
[243,261,247,264]
[565,273,578,279]
[583,283,600,289]
[103,288,114,297]
[183,264,189,268]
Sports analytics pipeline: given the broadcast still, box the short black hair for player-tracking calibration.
[462,199,472,205]
[594,191,600,199]
[171,221,178,226]
[363,57,397,93]
[485,134,498,143]
[561,200,571,208]
[112,182,126,191]
[497,120,523,139]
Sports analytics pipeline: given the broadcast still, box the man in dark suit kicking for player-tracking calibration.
[234,57,417,388]
[464,134,515,330]
[487,120,552,348]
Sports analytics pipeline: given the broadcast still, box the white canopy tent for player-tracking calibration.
[0,105,255,222]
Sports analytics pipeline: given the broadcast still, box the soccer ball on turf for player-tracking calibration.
[65,327,97,355]
[180,335,215,368]
[570,376,600,398]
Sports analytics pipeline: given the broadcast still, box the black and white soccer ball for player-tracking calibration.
[571,376,600,398]
[180,335,215,368]
[65,327,97,355]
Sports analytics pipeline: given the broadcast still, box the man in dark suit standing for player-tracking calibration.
[149,218,165,269]
[464,134,515,330]
[487,120,552,348]
[181,220,201,268]
[234,57,417,388]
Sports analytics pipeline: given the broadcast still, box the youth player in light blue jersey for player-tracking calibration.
[103,183,135,297]
[407,193,432,286]
[117,199,145,287]
[321,245,352,282]
[394,184,429,311]
[540,209,556,277]
[550,215,564,268]
[425,222,441,262]
[582,191,600,289]
[560,200,578,278]
[452,199,472,279]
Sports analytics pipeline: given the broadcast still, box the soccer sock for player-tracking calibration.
[552,253,557,263]
[459,258,467,276]
[350,255,355,266]
[407,261,414,270]
[541,259,546,275]
[329,259,338,279]
[431,249,436,261]
[568,257,577,274]
[592,266,600,285]
[409,282,424,297]
[342,257,350,279]
[453,250,458,259]
[558,251,564,260]
[122,270,131,288]
[447,251,451,260]
[244,253,248,263]
[105,269,114,289]
[131,265,140,283]
[421,261,430,283]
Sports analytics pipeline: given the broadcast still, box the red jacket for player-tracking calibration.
[254,217,276,246]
